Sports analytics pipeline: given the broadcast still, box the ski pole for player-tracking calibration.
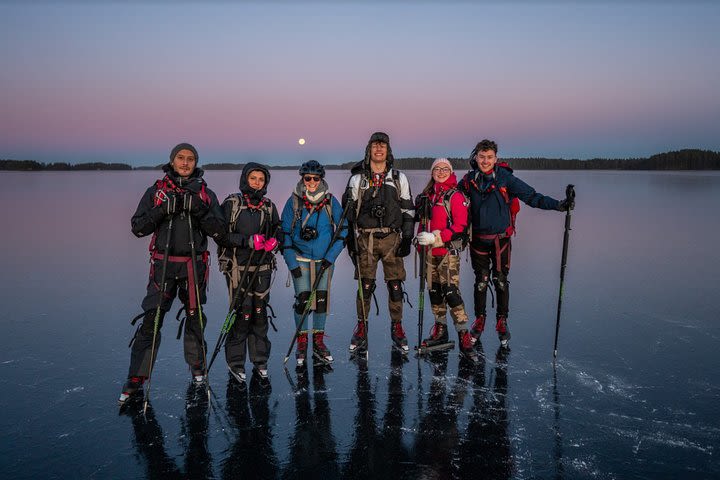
[208,224,280,372]
[186,204,210,403]
[416,199,430,351]
[207,249,257,371]
[283,201,352,364]
[553,184,575,359]
[143,214,175,416]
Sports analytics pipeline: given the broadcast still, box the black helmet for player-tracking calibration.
[299,160,325,178]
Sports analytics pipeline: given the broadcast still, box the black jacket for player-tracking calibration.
[130,164,225,256]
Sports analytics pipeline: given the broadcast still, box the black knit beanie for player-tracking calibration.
[170,143,199,162]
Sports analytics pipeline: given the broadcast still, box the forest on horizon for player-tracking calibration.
[2,149,719,171]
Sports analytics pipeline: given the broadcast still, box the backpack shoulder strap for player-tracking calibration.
[290,194,303,233]
[323,193,335,229]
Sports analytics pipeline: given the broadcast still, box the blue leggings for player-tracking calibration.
[292,261,333,332]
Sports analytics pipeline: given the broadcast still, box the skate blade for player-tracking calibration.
[312,352,333,366]
[415,341,456,355]
[392,344,410,355]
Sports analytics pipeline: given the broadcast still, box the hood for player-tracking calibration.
[294,178,329,204]
[240,162,271,200]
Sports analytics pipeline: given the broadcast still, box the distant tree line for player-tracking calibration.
[2,149,719,171]
[0,160,132,171]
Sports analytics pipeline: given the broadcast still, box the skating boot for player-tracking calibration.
[190,365,205,384]
[118,376,145,405]
[458,329,479,363]
[253,364,269,381]
[496,315,511,348]
[296,332,309,368]
[417,322,455,354]
[470,314,486,340]
[228,365,246,383]
[349,320,367,354]
[391,321,409,354]
[313,331,333,365]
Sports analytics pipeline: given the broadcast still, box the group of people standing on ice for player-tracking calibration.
[119,133,574,404]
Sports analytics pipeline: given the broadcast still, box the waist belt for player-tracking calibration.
[470,233,510,273]
[151,251,210,309]
[358,227,395,238]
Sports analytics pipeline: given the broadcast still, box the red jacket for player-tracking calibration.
[417,173,469,256]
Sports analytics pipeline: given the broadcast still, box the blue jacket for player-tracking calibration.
[281,194,347,270]
[460,166,559,235]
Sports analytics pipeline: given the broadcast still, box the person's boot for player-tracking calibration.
[496,315,511,348]
[118,376,145,405]
[391,321,409,354]
[349,320,367,353]
[190,364,205,383]
[458,329,479,362]
[313,331,333,364]
[228,365,246,383]
[421,322,449,348]
[296,332,309,368]
[470,314,486,340]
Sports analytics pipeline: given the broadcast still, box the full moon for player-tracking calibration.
[298,138,306,145]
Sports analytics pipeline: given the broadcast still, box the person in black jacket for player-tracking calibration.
[119,143,225,404]
[216,162,282,382]
[343,132,415,355]
[459,139,574,348]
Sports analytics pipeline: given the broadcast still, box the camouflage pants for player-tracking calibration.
[356,231,406,323]
[427,254,469,331]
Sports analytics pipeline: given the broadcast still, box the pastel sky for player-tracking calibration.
[2,1,719,167]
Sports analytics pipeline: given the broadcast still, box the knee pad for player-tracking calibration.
[360,279,376,299]
[387,279,404,302]
[475,269,490,293]
[252,299,267,322]
[493,272,509,293]
[445,285,464,308]
[428,282,445,306]
[140,310,165,335]
[294,291,312,315]
[315,290,328,314]
[185,309,207,327]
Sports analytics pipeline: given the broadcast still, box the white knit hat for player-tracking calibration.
[431,157,452,172]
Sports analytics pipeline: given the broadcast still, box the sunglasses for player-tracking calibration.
[303,175,321,182]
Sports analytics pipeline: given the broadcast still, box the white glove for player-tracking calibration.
[416,231,435,246]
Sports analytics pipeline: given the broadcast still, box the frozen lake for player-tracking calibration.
[1,169,719,479]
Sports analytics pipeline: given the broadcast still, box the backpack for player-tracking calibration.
[496,162,521,236]
[461,162,521,237]
[217,193,275,274]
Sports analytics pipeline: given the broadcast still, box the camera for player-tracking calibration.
[370,204,386,219]
[301,227,318,241]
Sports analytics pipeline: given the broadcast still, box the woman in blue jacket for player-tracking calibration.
[281,161,347,367]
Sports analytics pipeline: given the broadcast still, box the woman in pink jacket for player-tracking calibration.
[415,158,478,362]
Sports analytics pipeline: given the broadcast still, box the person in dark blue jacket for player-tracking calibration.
[459,139,574,348]
[281,161,348,367]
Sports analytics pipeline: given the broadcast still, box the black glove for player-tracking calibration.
[320,259,332,271]
[291,267,302,279]
[395,237,412,258]
[557,198,575,212]
[185,193,210,217]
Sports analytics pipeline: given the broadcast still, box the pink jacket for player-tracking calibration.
[417,173,469,256]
